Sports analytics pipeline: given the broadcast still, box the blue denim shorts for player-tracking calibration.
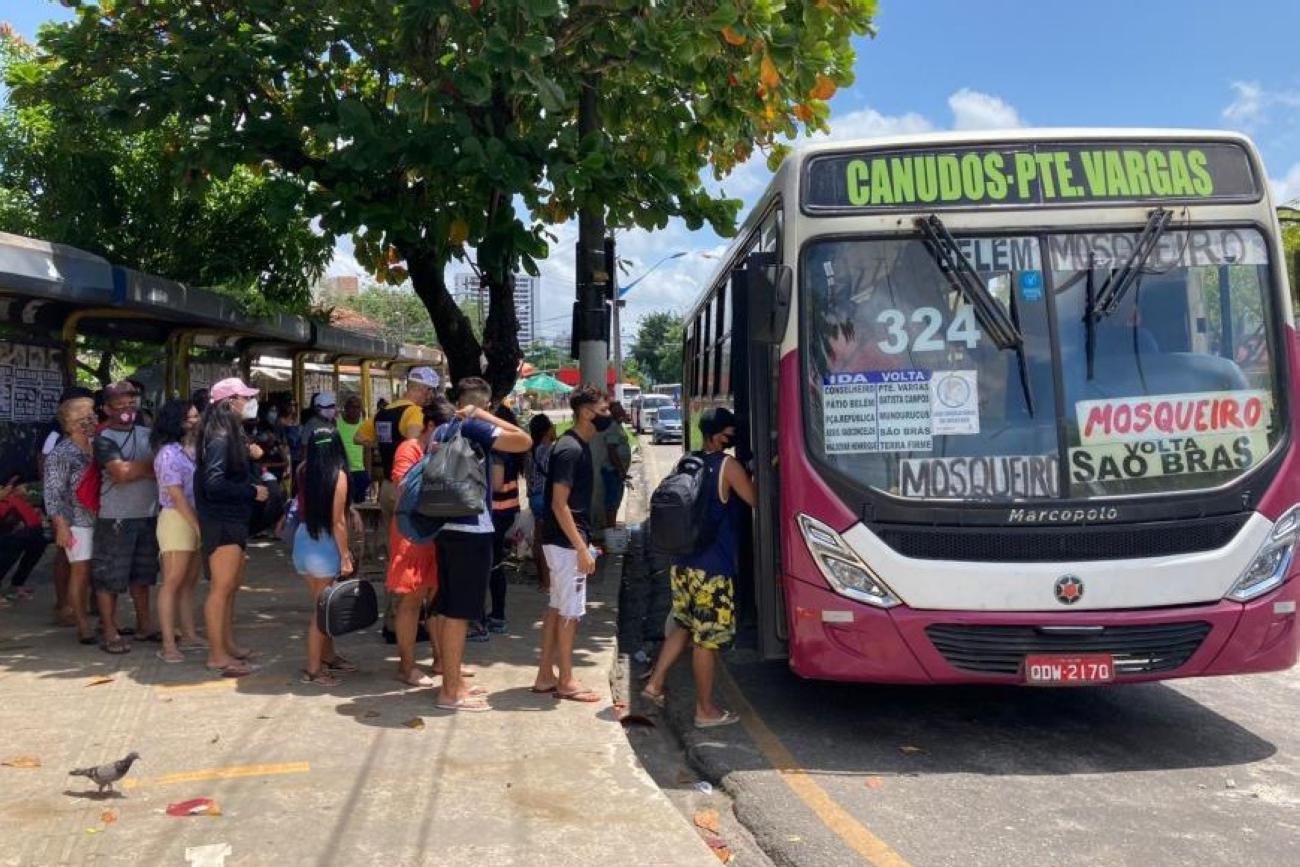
[292,524,341,578]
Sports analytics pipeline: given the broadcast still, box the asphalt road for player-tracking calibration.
[637,439,1300,867]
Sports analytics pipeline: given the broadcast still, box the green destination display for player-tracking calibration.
[804,141,1259,210]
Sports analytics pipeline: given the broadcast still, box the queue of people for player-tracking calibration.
[14,366,753,726]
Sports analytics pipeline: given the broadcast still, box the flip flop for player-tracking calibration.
[396,671,436,688]
[694,710,740,729]
[139,632,164,643]
[206,662,254,678]
[77,633,99,646]
[435,697,490,713]
[324,656,358,674]
[640,688,666,708]
[156,650,185,664]
[100,637,131,655]
[529,685,558,694]
[300,669,341,687]
[556,688,602,703]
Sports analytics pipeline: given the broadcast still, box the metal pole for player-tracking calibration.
[576,74,607,390]
[612,299,623,385]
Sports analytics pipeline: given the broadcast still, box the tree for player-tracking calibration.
[333,285,439,346]
[523,339,567,372]
[16,2,875,398]
[0,26,330,315]
[1281,208,1299,294]
[630,310,685,385]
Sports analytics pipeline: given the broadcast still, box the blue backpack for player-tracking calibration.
[395,455,444,544]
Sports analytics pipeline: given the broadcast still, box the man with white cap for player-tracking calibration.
[302,392,337,442]
[354,367,441,535]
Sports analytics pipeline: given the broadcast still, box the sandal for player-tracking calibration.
[395,670,436,688]
[694,710,740,729]
[640,688,666,708]
[139,631,164,643]
[100,637,131,655]
[178,638,209,651]
[301,669,341,687]
[77,632,99,646]
[324,656,358,674]
[467,626,490,643]
[156,649,185,664]
[13,588,34,602]
[556,688,602,703]
[435,697,490,713]
[206,662,254,678]
[530,684,558,694]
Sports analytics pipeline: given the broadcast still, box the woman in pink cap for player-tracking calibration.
[195,378,267,677]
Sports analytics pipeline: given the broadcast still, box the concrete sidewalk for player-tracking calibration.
[0,540,715,866]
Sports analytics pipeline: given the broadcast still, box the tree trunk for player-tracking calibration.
[480,267,523,402]
[402,243,483,388]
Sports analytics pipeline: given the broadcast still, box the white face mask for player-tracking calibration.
[241,398,259,420]
[319,407,337,421]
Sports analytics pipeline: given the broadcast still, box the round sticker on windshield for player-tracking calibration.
[935,372,972,408]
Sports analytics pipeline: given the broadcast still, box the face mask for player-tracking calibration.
[241,398,259,420]
[719,436,734,450]
[319,407,337,421]
[115,410,135,427]
[266,410,279,424]
[593,415,613,432]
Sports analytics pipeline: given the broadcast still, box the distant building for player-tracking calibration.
[453,273,539,346]
[315,275,360,301]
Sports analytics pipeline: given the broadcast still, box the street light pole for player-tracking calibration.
[613,251,688,389]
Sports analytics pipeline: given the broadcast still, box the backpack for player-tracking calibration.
[395,456,444,544]
[649,452,713,556]
[416,421,486,519]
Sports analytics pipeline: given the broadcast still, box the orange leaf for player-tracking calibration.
[810,74,837,101]
[794,103,814,122]
[449,218,470,245]
[759,55,780,90]
[86,677,114,688]
[720,26,746,47]
[694,809,721,834]
[100,810,117,825]
[1,756,41,768]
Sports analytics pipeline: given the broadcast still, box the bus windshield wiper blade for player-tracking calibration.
[1092,207,1172,319]
[915,215,1022,350]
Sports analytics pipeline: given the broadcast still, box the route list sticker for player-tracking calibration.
[822,369,934,453]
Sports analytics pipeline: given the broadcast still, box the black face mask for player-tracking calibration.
[718,436,734,450]
[593,415,613,432]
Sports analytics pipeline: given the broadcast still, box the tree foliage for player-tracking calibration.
[13,1,875,396]
[0,26,330,315]
[333,284,439,346]
[630,310,685,384]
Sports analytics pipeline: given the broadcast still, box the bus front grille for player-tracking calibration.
[925,621,1213,676]
[875,514,1249,562]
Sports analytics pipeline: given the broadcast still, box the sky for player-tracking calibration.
[7,0,1300,341]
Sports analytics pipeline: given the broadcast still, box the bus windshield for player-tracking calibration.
[802,227,1283,502]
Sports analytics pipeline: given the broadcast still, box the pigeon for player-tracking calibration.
[69,752,140,793]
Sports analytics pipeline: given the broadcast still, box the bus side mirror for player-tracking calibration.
[749,259,793,345]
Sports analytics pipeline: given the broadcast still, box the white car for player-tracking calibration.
[632,393,675,433]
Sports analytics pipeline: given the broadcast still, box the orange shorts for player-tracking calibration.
[385,521,437,596]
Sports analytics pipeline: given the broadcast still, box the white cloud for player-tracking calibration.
[1222,81,1265,127]
[1222,81,1300,131]
[1271,162,1300,207]
[947,88,1026,131]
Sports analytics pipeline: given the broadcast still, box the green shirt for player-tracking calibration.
[336,418,367,471]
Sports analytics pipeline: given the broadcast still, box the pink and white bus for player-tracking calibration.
[682,129,1299,685]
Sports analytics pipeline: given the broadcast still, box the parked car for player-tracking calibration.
[651,407,684,444]
[632,393,675,433]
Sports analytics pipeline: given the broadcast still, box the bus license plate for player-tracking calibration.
[1023,654,1115,685]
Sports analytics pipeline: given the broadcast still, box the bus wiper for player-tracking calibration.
[1085,253,1096,380]
[915,215,1023,350]
[1092,207,1172,318]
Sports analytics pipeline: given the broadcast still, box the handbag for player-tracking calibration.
[75,463,101,514]
[316,577,379,637]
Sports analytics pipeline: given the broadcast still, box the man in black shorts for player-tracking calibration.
[430,377,531,712]
[92,381,159,653]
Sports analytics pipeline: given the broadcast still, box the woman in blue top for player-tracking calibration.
[641,407,755,729]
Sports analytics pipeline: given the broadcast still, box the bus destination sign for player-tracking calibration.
[804,141,1259,211]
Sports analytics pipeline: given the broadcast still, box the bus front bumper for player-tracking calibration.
[784,573,1299,685]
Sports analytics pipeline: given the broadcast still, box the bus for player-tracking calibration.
[681,129,1299,685]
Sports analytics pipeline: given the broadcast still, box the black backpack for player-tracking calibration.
[650,452,713,556]
[417,421,487,519]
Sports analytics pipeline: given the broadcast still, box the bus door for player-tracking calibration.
[731,255,789,660]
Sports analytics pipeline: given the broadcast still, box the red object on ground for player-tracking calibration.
[166,798,220,817]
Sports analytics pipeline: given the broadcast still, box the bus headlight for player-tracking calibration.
[1228,506,1300,602]
[797,513,900,609]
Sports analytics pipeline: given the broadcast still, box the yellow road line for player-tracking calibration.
[123,761,310,789]
[719,668,913,867]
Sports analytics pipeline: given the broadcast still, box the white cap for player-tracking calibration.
[408,367,440,389]
[312,391,337,409]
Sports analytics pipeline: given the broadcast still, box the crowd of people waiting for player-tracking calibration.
[5,365,748,723]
